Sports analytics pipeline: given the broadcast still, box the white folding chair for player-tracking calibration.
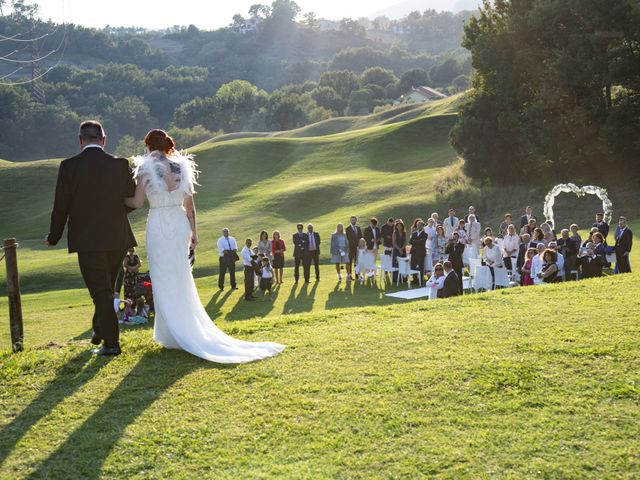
[397,256,422,288]
[494,266,512,289]
[472,265,492,292]
[378,254,397,285]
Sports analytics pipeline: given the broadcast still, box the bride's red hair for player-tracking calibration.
[145,129,175,154]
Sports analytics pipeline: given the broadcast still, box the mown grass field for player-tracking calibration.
[1,96,639,478]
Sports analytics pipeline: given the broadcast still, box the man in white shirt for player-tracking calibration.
[482,236,503,289]
[217,227,239,291]
[241,238,257,301]
[444,208,459,239]
[502,224,521,271]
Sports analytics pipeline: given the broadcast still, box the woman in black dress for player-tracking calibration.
[392,220,407,281]
[123,247,142,300]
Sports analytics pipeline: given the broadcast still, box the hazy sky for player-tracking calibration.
[37,0,403,30]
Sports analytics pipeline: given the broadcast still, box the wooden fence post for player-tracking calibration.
[3,238,23,352]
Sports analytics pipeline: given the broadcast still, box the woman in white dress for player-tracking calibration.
[465,214,481,260]
[125,130,285,363]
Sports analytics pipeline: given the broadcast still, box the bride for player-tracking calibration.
[125,129,285,363]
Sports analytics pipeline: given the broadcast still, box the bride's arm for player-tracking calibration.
[125,175,147,209]
[184,194,198,248]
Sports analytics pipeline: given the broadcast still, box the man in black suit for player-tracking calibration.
[614,216,633,273]
[444,232,465,294]
[305,223,321,281]
[578,243,605,279]
[409,220,428,282]
[520,206,536,230]
[557,229,579,280]
[46,121,136,356]
[442,261,461,298]
[380,217,395,254]
[292,223,309,282]
[592,212,609,244]
[363,217,381,252]
[346,215,362,281]
[516,233,537,278]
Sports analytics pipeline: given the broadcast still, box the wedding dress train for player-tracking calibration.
[134,151,285,363]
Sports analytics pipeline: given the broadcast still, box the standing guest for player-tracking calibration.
[424,217,437,250]
[482,236,503,289]
[380,217,395,255]
[569,224,582,247]
[531,243,547,285]
[445,232,465,293]
[241,238,257,301]
[516,233,537,274]
[591,232,608,263]
[409,220,428,281]
[465,214,482,260]
[292,223,310,283]
[582,227,599,248]
[217,227,239,291]
[363,217,381,261]
[410,218,423,234]
[483,227,494,241]
[541,222,555,245]
[532,227,545,244]
[330,223,350,282]
[444,209,459,239]
[123,247,141,302]
[548,242,564,277]
[537,249,559,283]
[522,217,537,236]
[442,261,462,298]
[502,224,520,271]
[346,215,363,281]
[578,243,605,279]
[392,219,407,281]
[456,219,469,265]
[271,231,285,285]
[426,263,446,299]
[614,216,633,273]
[259,257,274,300]
[431,212,440,225]
[257,231,272,260]
[592,212,609,243]
[557,229,579,280]
[306,223,321,281]
[465,205,479,223]
[520,206,536,229]
[499,214,513,238]
[521,248,537,286]
[433,224,447,264]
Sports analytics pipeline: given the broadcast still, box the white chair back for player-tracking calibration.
[380,254,393,271]
[397,257,410,276]
[494,267,511,288]
[468,257,482,276]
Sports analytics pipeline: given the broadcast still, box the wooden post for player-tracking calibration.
[3,238,23,352]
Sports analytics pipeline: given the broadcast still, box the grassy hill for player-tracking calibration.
[1,95,639,477]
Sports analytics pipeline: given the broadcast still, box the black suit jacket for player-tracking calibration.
[363,226,381,250]
[380,224,394,249]
[516,241,538,270]
[445,241,465,271]
[443,271,461,297]
[520,214,537,229]
[593,221,609,240]
[615,228,633,255]
[292,232,309,258]
[578,255,604,279]
[48,147,136,253]
[346,224,362,251]
[409,230,428,255]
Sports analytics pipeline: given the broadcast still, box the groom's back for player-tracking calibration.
[54,147,137,253]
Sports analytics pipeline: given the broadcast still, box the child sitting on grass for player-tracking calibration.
[259,257,274,300]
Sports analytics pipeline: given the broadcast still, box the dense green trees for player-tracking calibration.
[451,0,640,183]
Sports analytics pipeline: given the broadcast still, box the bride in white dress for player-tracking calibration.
[125,129,285,363]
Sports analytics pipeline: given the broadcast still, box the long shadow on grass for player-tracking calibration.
[26,349,226,479]
[225,285,280,321]
[324,280,392,310]
[282,281,318,315]
[0,350,110,469]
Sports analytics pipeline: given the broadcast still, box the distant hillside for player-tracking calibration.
[370,0,480,18]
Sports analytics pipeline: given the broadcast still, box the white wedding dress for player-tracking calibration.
[134,151,285,363]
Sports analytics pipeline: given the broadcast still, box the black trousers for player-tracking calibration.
[411,251,426,274]
[617,253,632,273]
[77,250,126,348]
[218,256,237,289]
[305,250,320,279]
[454,267,464,294]
[243,265,254,299]
[294,254,309,281]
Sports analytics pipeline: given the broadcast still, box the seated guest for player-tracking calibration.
[547,241,564,277]
[442,261,462,298]
[499,213,512,238]
[502,224,520,271]
[578,242,605,279]
[531,243,547,285]
[445,232,465,294]
[521,247,538,286]
[426,262,446,298]
[569,224,582,247]
[537,249,559,283]
[592,212,609,243]
[465,214,482,259]
[582,227,599,248]
[591,232,608,264]
[482,236,503,289]
[557,229,579,280]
